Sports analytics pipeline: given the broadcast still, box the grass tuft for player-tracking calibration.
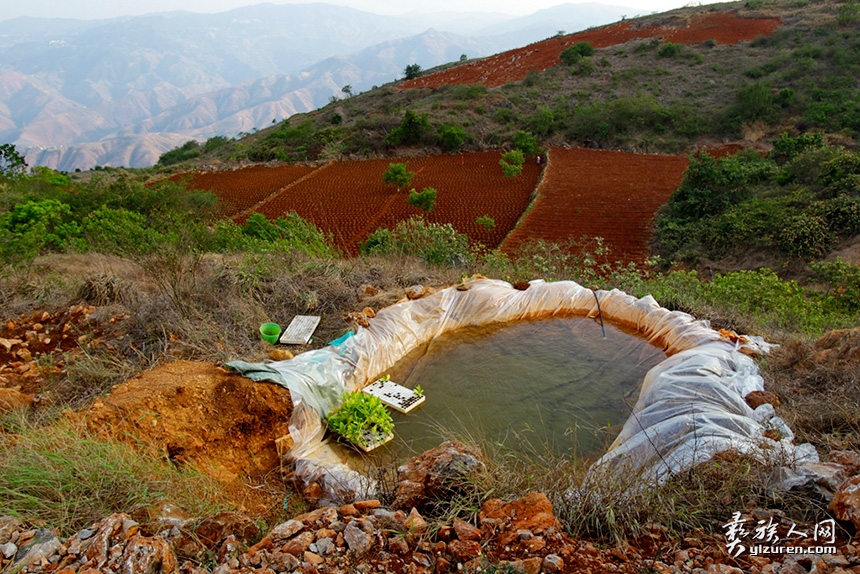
[0,414,229,535]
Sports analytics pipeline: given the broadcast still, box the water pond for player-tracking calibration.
[366,315,666,461]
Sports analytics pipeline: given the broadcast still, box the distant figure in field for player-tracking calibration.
[536,155,541,164]
[460,156,465,165]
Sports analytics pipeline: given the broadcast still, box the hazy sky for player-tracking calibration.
[0,0,723,22]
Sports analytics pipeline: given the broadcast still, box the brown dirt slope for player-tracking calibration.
[501,147,689,263]
[400,11,781,89]
[80,361,293,511]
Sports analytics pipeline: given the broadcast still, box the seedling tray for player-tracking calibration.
[279,315,320,345]
[362,379,425,414]
[353,430,394,453]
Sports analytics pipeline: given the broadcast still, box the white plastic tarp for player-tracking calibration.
[228,278,813,501]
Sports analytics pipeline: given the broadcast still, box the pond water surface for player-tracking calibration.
[367,315,667,461]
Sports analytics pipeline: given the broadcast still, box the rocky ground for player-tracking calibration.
[3,307,860,574]
[2,439,860,574]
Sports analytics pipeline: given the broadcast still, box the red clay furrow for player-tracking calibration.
[245,152,540,255]
[232,162,334,224]
[501,147,689,263]
[400,11,781,90]
[179,164,315,218]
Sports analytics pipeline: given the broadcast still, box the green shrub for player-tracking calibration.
[82,206,159,255]
[156,140,202,166]
[560,42,595,64]
[360,218,471,266]
[403,63,422,80]
[499,149,525,177]
[454,84,488,100]
[386,110,432,145]
[780,145,844,184]
[819,151,860,197]
[439,124,467,150]
[811,194,860,235]
[810,258,860,313]
[665,151,777,221]
[476,215,496,230]
[770,131,825,164]
[494,108,520,124]
[724,82,776,133]
[406,187,437,212]
[657,42,684,58]
[382,162,414,191]
[238,212,336,257]
[777,213,833,258]
[512,130,541,156]
[0,143,27,178]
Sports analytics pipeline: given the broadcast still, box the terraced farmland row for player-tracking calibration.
[179,148,691,262]
[181,164,316,218]
[400,12,781,90]
[502,148,690,262]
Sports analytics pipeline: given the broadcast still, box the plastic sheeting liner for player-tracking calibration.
[228,278,813,501]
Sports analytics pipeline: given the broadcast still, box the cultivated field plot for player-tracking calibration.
[248,152,542,254]
[400,12,781,90]
[501,147,689,263]
[180,164,317,218]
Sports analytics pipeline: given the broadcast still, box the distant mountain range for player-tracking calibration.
[0,2,634,170]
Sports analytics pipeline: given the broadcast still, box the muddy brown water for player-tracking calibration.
[365,315,667,462]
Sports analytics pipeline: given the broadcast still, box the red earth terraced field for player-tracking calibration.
[234,151,542,255]
[501,147,690,263]
[400,11,781,90]
[179,164,316,218]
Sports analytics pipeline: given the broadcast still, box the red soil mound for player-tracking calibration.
[501,147,689,263]
[400,11,780,89]
[235,152,541,255]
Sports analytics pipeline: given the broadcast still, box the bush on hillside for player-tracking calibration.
[360,218,471,266]
[386,110,432,146]
[560,42,594,64]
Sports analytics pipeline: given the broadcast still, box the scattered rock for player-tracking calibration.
[343,521,371,556]
[745,390,781,409]
[830,475,860,529]
[542,553,564,572]
[479,492,561,546]
[268,349,294,361]
[406,285,436,301]
[831,450,860,477]
[120,535,177,574]
[447,539,481,562]
[452,518,482,541]
[10,529,61,571]
[813,327,860,363]
[0,388,34,412]
[393,441,484,511]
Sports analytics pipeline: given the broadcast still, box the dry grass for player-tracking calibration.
[1,247,856,543]
[765,339,860,456]
[0,413,230,536]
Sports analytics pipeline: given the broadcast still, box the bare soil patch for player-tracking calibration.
[400,11,781,90]
[502,147,689,263]
[79,361,293,514]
